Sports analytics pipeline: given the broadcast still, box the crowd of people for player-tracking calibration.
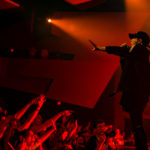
[0,94,127,150]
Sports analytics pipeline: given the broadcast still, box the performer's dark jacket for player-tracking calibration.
[106,44,150,112]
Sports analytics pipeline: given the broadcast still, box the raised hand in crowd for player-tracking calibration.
[17,94,46,132]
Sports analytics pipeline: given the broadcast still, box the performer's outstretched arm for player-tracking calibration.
[90,40,130,57]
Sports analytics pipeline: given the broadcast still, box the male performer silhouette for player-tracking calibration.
[91,31,150,150]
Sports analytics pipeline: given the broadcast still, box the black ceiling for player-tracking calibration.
[0,0,126,30]
[10,0,126,12]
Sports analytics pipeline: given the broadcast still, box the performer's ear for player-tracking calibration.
[138,38,143,44]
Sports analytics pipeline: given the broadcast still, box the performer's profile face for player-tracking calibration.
[130,38,142,46]
[130,38,138,46]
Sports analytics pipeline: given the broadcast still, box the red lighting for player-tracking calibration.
[10,48,14,52]
[5,0,20,7]
[65,0,91,5]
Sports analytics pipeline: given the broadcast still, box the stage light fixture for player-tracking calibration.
[10,49,14,52]
[47,18,52,23]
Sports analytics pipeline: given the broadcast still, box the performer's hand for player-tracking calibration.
[92,46,106,52]
[120,43,129,48]
[89,40,106,51]
[91,46,100,51]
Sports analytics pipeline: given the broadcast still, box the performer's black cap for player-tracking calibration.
[129,31,149,46]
